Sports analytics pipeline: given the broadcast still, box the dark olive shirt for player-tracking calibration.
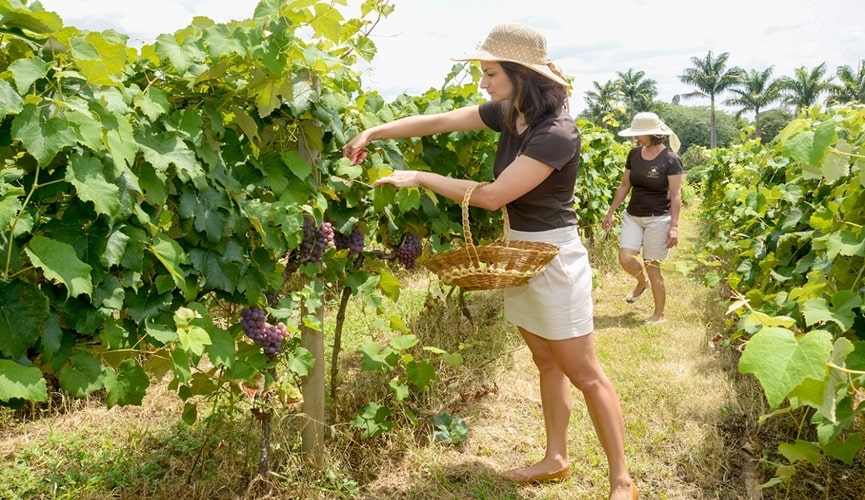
[624,146,683,217]
[478,101,580,231]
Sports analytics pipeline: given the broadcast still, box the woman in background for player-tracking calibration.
[602,112,683,324]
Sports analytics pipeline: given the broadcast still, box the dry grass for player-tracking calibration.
[2,205,863,499]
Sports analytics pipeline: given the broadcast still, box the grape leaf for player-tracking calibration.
[58,352,104,397]
[739,327,833,408]
[24,236,93,299]
[177,325,212,357]
[802,292,862,331]
[0,359,48,403]
[103,358,149,407]
[12,104,77,166]
[204,328,235,369]
[8,56,49,93]
[0,8,63,34]
[350,402,393,438]
[779,440,822,467]
[406,359,437,390]
[0,281,49,360]
[823,433,864,465]
[66,155,121,219]
[284,346,313,378]
[0,80,24,116]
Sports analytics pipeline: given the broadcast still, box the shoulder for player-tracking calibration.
[662,147,683,164]
[539,109,579,140]
[479,101,505,128]
[662,148,684,172]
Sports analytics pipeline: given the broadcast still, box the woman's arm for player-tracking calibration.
[343,106,486,161]
[666,173,683,248]
[373,155,554,210]
[602,170,632,232]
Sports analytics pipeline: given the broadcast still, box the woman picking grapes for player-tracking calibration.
[343,23,637,500]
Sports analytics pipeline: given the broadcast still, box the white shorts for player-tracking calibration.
[620,211,671,261]
[503,226,594,340]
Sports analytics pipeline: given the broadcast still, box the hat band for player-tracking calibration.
[480,37,547,65]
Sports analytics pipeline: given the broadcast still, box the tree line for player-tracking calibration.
[580,51,865,149]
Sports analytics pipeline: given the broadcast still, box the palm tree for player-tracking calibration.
[679,50,744,148]
[725,67,782,139]
[615,69,658,119]
[829,60,865,105]
[778,63,833,113]
[583,80,624,130]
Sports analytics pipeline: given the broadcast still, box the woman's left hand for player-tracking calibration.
[373,170,423,189]
[666,227,679,248]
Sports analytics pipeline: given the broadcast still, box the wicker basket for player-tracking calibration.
[424,182,560,291]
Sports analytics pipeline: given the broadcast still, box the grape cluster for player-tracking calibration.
[396,233,423,269]
[300,220,335,263]
[334,227,365,257]
[240,307,289,358]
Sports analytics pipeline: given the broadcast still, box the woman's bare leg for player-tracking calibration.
[518,328,635,498]
[618,248,647,300]
[644,259,665,322]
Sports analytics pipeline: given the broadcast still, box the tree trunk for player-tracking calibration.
[710,96,717,149]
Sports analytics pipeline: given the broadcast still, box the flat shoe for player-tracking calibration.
[502,464,571,484]
[625,283,647,303]
[632,483,639,499]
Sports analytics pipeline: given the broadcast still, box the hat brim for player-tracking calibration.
[618,128,673,137]
[451,49,568,87]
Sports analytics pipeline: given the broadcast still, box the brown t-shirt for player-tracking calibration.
[624,146,683,217]
[478,101,580,231]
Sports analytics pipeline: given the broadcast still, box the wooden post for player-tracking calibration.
[300,295,325,468]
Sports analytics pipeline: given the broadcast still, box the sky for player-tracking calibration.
[36,0,865,115]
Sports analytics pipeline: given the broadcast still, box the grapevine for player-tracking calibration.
[240,307,290,358]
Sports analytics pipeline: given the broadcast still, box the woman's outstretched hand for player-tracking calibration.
[372,170,422,189]
[343,132,369,165]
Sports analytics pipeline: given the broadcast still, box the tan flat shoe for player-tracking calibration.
[502,464,571,484]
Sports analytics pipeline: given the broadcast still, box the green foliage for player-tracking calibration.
[432,412,469,444]
[654,103,740,151]
[574,119,629,244]
[352,332,462,438]
[696,105,865,490]
[758,108,796,143]
[0,0,401,417]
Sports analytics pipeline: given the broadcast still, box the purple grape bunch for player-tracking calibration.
[334,227,365,257]
[396,233,423,269]
[240,307,289,358]
[300,220,335,263]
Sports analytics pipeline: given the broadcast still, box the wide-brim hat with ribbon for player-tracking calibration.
[451,23,568,87]
[618,112,681,152]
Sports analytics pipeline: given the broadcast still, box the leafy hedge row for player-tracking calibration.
[697,105,865,487]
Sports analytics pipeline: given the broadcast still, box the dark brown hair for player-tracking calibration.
[499,61,568,136]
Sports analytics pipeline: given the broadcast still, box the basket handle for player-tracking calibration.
[461,182,511,264]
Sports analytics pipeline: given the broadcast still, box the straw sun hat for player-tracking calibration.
[451,23,568,87]
[618,112,681,153]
